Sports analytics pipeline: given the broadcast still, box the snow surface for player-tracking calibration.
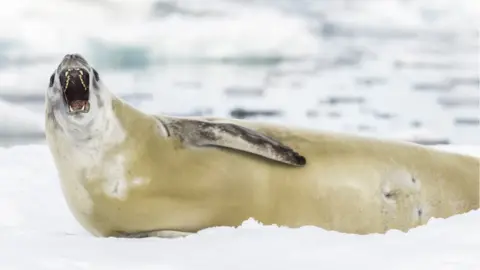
[0,143,478,269]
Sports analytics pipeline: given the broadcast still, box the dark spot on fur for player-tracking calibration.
[384,191,396,199]
[417,208,423,217]
[411,177,416,183]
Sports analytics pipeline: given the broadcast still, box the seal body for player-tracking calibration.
[45,54,479,238]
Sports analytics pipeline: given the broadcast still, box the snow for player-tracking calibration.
[0,142,478,269]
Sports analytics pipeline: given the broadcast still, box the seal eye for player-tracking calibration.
[92,68,100,82]
[49,73,55,87]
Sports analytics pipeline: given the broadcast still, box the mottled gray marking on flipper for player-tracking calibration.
[116,230,193,238]
[158,117,307,167]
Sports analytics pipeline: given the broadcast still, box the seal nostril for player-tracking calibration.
[64,54,80,61]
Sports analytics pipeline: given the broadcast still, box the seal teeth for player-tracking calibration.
[78,69,87,91]
[67,101,90,113]
[64,69,70,90]
[63,68,88,91]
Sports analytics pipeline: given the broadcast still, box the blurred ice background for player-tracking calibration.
[0,0,479,146]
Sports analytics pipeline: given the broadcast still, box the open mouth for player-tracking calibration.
[59,67,90,114]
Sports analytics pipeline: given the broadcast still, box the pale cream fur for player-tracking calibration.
[47,96,480,237]
[45,63,479,237]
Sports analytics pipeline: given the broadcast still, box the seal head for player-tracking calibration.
[46,53,106,139]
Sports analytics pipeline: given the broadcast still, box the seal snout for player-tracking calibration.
[59,66,90,114]
[62,53,89,66]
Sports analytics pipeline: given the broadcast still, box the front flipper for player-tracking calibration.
[159,117,306,167]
